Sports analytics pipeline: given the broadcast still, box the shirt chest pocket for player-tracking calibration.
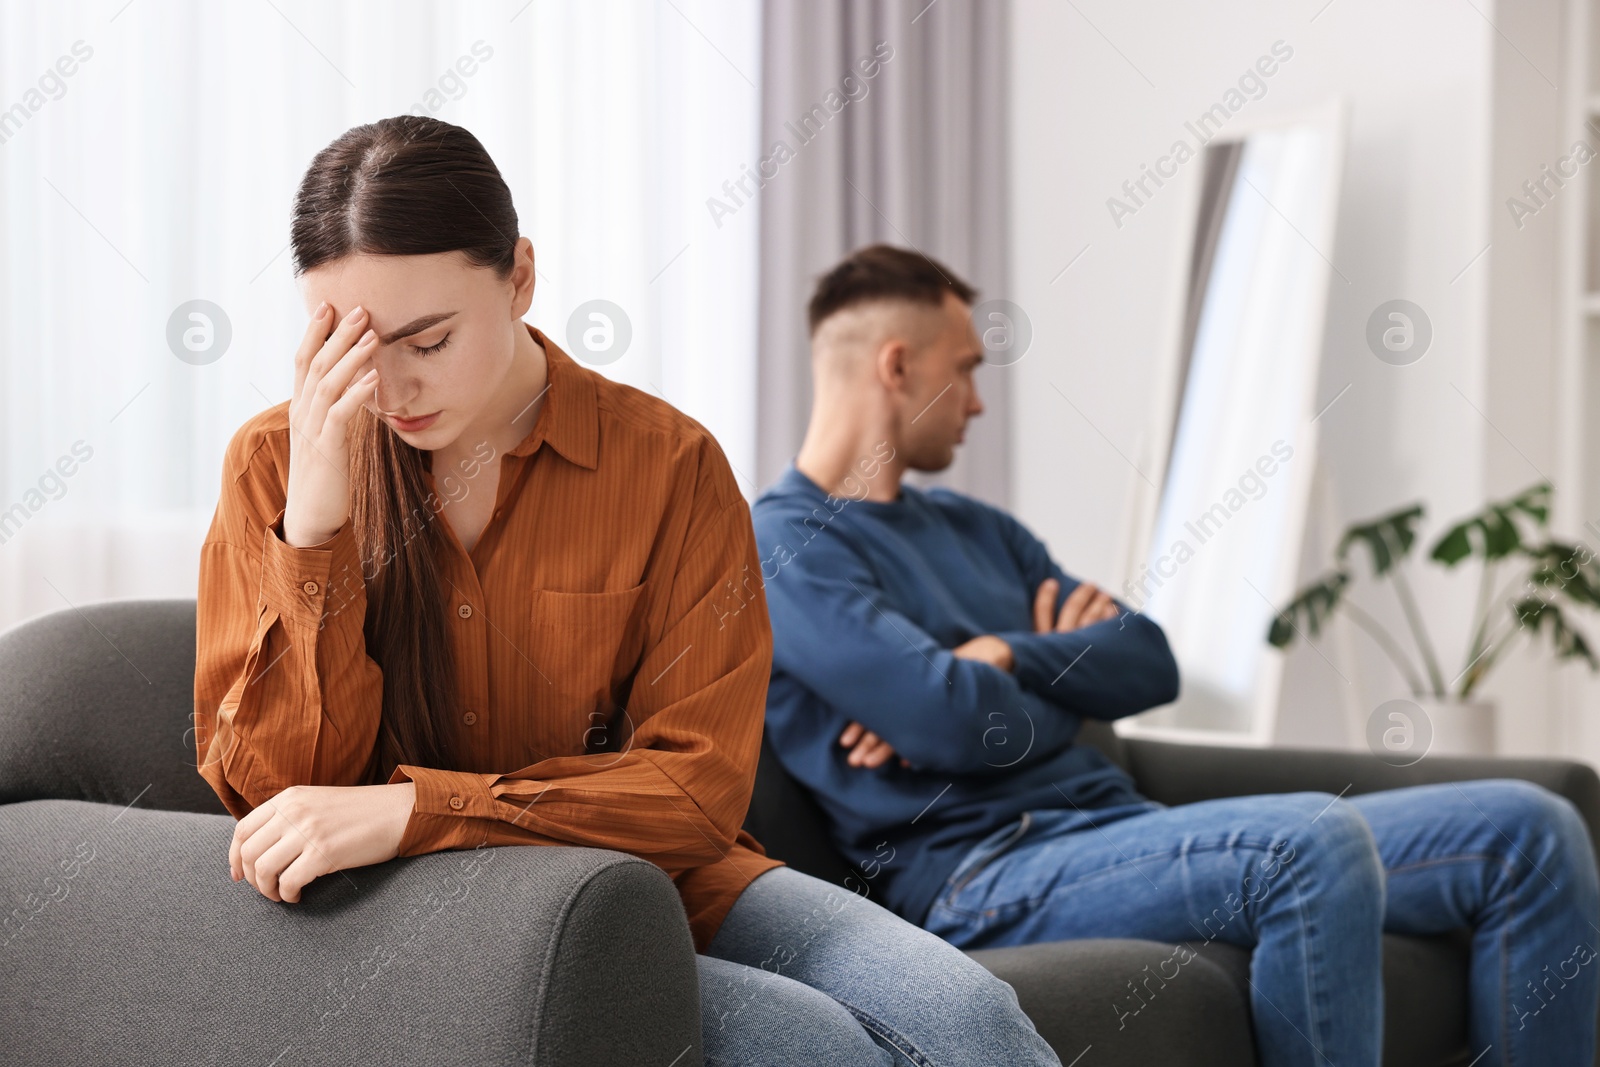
[525,583,648,746]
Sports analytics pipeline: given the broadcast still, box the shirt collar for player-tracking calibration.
[506,323,599,469]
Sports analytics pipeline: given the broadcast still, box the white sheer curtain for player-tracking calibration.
[0,0,762,634]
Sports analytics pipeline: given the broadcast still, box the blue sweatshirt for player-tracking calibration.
[750,460,1181,925]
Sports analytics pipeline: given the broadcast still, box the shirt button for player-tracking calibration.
[457,603,473,619]
[462,711,477,725]
[448,795,464,810]
[302,580,319,596]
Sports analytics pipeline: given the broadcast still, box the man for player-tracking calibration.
[751,243,1600,1067]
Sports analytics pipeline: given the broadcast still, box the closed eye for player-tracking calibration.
[412,333,451,356]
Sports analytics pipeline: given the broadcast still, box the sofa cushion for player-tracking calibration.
[969,937,1256,1066]
[968,929,1469,1067]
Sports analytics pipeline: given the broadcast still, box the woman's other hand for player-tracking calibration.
[228,781,416,903]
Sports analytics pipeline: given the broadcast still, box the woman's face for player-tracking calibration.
[298,245,529,450]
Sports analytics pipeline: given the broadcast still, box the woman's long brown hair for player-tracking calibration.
[288,115,519,785]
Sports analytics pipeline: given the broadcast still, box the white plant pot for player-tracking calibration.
[1412,696,1498,757]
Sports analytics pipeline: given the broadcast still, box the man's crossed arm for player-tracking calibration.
[839,576,1120,769]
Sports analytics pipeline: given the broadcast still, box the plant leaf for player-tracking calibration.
[1267,571,1350,648]
[1485,506,1523,557]
[1339,505,1424,576]
[1512,598,1600,672]
[1430,506,1520,565]
[1431,522,1474,567]
[1430,482,1550,567]
[1522,542,1600,610]
[1509,481,1552,526]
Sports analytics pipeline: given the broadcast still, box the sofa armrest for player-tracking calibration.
[0,799,702,1067]
[1122,737,1600,853]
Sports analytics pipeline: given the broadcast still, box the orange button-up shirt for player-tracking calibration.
[193,322,783,950]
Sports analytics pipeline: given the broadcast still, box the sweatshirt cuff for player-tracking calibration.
[258,519,364,629]
[386,764,501,857]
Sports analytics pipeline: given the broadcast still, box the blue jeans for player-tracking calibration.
[922,780,1600,1067]
[697,865,1062,1066]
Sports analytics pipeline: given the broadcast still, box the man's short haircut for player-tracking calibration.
[806,243,977,336]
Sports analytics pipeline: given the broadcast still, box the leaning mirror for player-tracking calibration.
[1117,101,1348,744]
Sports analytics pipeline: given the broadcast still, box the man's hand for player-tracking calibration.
[838,721,908,769]
[951,633,1015,670]
[1033,576,1118,632]
[229,781,417,903]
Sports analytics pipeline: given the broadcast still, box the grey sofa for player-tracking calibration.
[745,708,1600,1067]
[2,598,1597,1066]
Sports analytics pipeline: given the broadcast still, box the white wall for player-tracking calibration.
[1003,0,1586,750]
[1481,0,1569,760]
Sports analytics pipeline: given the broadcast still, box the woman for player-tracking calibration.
[192,115,1060,1067]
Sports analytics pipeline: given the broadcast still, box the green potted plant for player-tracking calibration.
[1266,481,1600,754]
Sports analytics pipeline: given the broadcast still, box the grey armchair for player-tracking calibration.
[0,599,700,1066]
[4,597,1597,1066]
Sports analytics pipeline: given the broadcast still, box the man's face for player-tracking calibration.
[298,249,521,451]
[898,291,986,472]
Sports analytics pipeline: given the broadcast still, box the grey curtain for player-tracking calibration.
[755,0,1011,507]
